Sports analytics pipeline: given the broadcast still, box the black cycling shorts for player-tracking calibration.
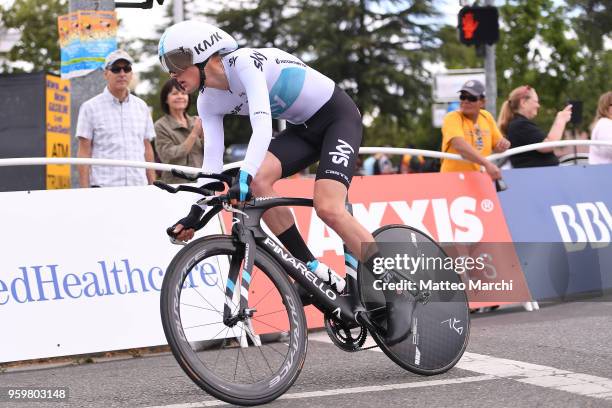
[268,86,363,188]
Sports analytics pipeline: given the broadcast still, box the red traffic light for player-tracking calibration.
[458,6,499,46]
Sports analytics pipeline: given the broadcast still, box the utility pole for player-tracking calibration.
[173,0,184,23]
[484,0,497,116]
[68,0,115,187]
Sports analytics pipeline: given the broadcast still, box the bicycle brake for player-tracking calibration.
[222,202,249,218]
[168,236,188,246]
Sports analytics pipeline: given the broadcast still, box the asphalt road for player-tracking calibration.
[1,300,612,408]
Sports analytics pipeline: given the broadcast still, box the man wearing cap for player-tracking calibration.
[440,79,510,179]
[76,49,156,187]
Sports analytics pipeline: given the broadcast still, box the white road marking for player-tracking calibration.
[312,331,612,402]
[144,332,612,408]
[143,375,496,407]
[457,352,612,401]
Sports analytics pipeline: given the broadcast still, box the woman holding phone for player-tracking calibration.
[498,85,572,168]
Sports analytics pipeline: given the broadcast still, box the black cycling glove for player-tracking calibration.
[228,170,253,203]
[167,204,204,238]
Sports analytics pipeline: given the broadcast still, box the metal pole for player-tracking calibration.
[68,0,115,187]
[173,0,184,23]
[484,0,497,116]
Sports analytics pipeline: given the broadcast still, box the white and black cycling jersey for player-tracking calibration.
[197,47,335,178]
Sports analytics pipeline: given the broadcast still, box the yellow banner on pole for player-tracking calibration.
[46,74,71,189]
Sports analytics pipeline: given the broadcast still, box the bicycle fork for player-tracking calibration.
[223,222,261,347]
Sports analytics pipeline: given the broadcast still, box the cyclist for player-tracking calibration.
[158,20,410,343]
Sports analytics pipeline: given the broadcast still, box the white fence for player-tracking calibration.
[1,140,610,175]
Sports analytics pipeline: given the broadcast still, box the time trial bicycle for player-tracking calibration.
[155,170,470,406]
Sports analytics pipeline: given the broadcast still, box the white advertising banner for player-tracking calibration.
[433,69,486,102]
[0,185,224,363]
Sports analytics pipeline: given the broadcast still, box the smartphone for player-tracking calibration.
[566,100,583,125]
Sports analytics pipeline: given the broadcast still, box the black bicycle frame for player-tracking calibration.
[225,197,364,325]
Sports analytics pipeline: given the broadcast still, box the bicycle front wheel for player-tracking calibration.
[160,235,307,406]
[360,225,470,375]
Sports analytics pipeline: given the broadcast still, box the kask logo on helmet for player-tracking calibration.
[194,31,223,55]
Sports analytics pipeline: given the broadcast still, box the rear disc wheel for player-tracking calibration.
[359,225,470,375]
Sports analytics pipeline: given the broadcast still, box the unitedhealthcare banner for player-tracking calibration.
[498,164,612,300]
[0,185,224,363]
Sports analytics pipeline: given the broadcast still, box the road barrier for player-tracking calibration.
[0,141,610,363]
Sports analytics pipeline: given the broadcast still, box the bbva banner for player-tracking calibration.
[498,164,612,300]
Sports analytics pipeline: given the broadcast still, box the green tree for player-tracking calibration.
[567,0,612,52]
[0,0,67,74]
[124,0,204,120]
[566,0,612,128]
[434,25,480,69]
[495,0,607,130]
[207,0,441,148]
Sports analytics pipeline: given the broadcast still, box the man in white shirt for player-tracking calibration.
[76,49,156,187]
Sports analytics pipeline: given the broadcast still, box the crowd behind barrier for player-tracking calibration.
[68,59,610,187]
[65,55,611,186]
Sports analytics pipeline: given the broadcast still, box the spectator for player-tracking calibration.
[154,79,204,183]
[374,151,395,175]
[354,155,364,176]
[589,91,612,165]
[400,144,425,174]
[440,80,510,180]
[498,85,572,168]
[554,129,590,159]
[420,157,440,173]
[362,154,377,175]
[76,49,156,187]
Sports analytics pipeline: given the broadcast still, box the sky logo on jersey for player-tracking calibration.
[329,139,355,167]
[269,68,306,118]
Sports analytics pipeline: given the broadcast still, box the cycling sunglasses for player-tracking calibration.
[459,93,480,102]
[160,47,195,74]
[109,65,132,74]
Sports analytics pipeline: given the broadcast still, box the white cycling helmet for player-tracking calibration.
[158,20,238,74]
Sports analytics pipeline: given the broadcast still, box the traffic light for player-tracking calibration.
[458,6,499,46]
